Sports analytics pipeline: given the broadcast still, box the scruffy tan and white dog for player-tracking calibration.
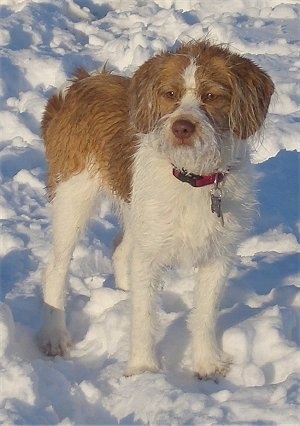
[38,40,274,379]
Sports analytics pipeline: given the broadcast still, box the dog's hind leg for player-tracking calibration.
[37,170,100,356]
[113,229,132,291]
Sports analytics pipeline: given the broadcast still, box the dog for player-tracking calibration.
[37,40,274,379]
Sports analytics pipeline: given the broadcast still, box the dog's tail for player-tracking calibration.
[72,67,90,81]
[41,68,90,139]
[41,92,64,139]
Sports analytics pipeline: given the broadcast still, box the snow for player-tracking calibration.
[0,0,299,424]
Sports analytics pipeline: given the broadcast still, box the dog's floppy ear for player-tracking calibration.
[229,56,274,139]
[129,55,166,133]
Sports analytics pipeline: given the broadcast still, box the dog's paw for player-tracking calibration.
[193,352,232,381]
[37,327,72,357]
[125,358,159,377]
[115,280,130,292]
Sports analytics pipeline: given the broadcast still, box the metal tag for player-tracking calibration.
[210,187,224,226]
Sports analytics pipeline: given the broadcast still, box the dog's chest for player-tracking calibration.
[130,159,220,260]
[164,186,213,237]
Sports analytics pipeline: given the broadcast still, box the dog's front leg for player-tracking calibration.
[189,257,232,380]
[126,246,159,376]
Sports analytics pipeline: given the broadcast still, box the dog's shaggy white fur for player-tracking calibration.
[38,40,274,379]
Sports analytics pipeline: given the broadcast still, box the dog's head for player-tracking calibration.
[129,40,274,172]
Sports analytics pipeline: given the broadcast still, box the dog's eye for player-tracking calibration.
[202,93,217,102]
[164,90,177,100]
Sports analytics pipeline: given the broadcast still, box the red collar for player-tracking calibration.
[172,167,226,188]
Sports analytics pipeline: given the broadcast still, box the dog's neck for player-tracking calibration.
[172,166,228,188]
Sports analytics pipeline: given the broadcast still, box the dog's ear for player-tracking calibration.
[229,56,274,139]
[129,55,166,133]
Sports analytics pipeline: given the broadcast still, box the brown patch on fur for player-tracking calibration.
[42,71,135,201]
[228,56,274,139]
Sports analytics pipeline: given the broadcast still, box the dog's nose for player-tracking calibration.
[171,119,195,140]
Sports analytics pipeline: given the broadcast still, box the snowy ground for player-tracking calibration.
[0,0,299,424]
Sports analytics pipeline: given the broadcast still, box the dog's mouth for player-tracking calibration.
[149,114,224,175]
[172,137,195,147]
[166,143,223,177]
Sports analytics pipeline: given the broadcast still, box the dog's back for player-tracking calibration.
[42,70,134,201]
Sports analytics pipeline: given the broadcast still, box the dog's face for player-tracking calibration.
[129,40,274,173]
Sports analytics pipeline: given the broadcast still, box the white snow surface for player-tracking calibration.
[0,0,299,424]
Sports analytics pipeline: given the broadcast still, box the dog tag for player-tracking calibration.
[210,188,224,226]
